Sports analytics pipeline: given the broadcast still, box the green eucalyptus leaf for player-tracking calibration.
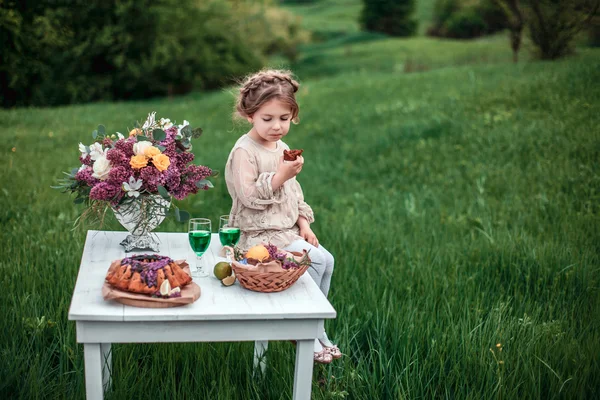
[157,185,170,200]
[92,130,98,139]
[191,127,203,138]
[98,125,105,135]
[181,125,192,136]
[210,169,220,178]
[157,145,166,151]
[74,197,85,204]
[153,129,166,141]
[137,135,149,142]
[196,179,214,189]
[178,210,191,222]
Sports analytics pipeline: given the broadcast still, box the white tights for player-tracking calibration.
[284,240,336,351]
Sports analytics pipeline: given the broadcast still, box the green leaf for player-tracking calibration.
[98,125,105,135]
[137,135,149,142]
[157,145,166,151]
[153,129,166,141]
[177,210,191,222]
[196,179,214,189]
[191,127,203,138]
[210,169,220,178]
[74,197,85,204]
[157,185,170,200]
[134,121,140,128]
[181,125,192,136]
[92,130,98,139]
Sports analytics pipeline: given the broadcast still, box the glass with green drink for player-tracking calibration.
[219,215,240,260]
[188,218,211,277]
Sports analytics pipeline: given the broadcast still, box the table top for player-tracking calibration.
[68,230,336,322]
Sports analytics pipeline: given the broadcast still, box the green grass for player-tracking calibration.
[1,46,599,398]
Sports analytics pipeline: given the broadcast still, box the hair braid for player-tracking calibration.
[234,69,300,123]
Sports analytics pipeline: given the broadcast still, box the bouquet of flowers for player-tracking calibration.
[55,112,215,250]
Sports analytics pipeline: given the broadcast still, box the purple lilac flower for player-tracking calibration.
[89,181,122,202]
[139,166,165,193]
[159,126,178,147]
[80,154,93,167]
[75,166,99,187]
[114,138,135,157]
[164,168,181,191]
[107,166,132,186]
[106,148,130,168]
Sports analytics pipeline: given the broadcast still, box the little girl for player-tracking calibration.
[225,69,340,364]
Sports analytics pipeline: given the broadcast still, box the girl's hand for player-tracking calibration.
[300,226,319,247]
[272,155,303,190]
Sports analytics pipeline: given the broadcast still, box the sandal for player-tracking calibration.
[319,340,342,359]
[314,348,333,364]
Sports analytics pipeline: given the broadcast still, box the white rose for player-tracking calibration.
[92,155,112,180]
[89,143,105,161]
[133,140,153,156]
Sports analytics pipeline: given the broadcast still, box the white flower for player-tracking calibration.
[78,164,88,172]
[133,140,153,156]
[123,176,143,198]
[116,132,125,140]
[78,142,89,157]
[142,111,157,130]
[177,120,189,130]
[89,143,106,161]
[160,118,173,130]
[91,155,111,180]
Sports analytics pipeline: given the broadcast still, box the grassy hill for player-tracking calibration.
[1,1,599,398]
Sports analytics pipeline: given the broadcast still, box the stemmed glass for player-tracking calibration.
[188,218,211,277]
[219,215,240,260]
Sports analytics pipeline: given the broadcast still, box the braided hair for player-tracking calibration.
[235,69,300,124]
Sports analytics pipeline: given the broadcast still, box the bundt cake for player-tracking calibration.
[105,255,192,295]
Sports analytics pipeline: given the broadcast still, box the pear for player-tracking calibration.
[221,273,236,287]
[160,279,171,296]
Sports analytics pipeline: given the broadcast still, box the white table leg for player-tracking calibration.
[253,340,268,375]
[84,343,104,400]
[101,343,112,391]
[293,339,314,400]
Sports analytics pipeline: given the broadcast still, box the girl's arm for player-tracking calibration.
[297,216,319,247]
[230,148,283,210]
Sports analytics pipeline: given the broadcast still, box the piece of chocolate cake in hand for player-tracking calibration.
[283,149,304,161]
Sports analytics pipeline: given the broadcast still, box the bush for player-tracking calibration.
[445,8,488,38]
[427,0,508,39]
[0,0,306,108]
[360,0,418,37]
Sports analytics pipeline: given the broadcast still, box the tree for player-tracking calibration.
[493,0,525,62]
[360,0,418,37]
[527,0,599,59]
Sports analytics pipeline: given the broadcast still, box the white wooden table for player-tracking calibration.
[68,230,336,400]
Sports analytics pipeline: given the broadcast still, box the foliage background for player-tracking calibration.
[1,0,599,399]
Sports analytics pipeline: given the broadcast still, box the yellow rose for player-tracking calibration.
[129,128,142,137]
[130,154,148,169]
[152,154,170,172]
[144,146,161,158]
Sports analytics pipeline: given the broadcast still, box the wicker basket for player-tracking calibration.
[230,250,310,293]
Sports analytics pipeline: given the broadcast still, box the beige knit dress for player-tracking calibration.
[224,134,314,251]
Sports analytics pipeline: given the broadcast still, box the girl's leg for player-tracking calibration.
[284,240,339,359]
[284,240,329,292]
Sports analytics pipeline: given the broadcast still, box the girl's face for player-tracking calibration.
[248,98,292,148]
